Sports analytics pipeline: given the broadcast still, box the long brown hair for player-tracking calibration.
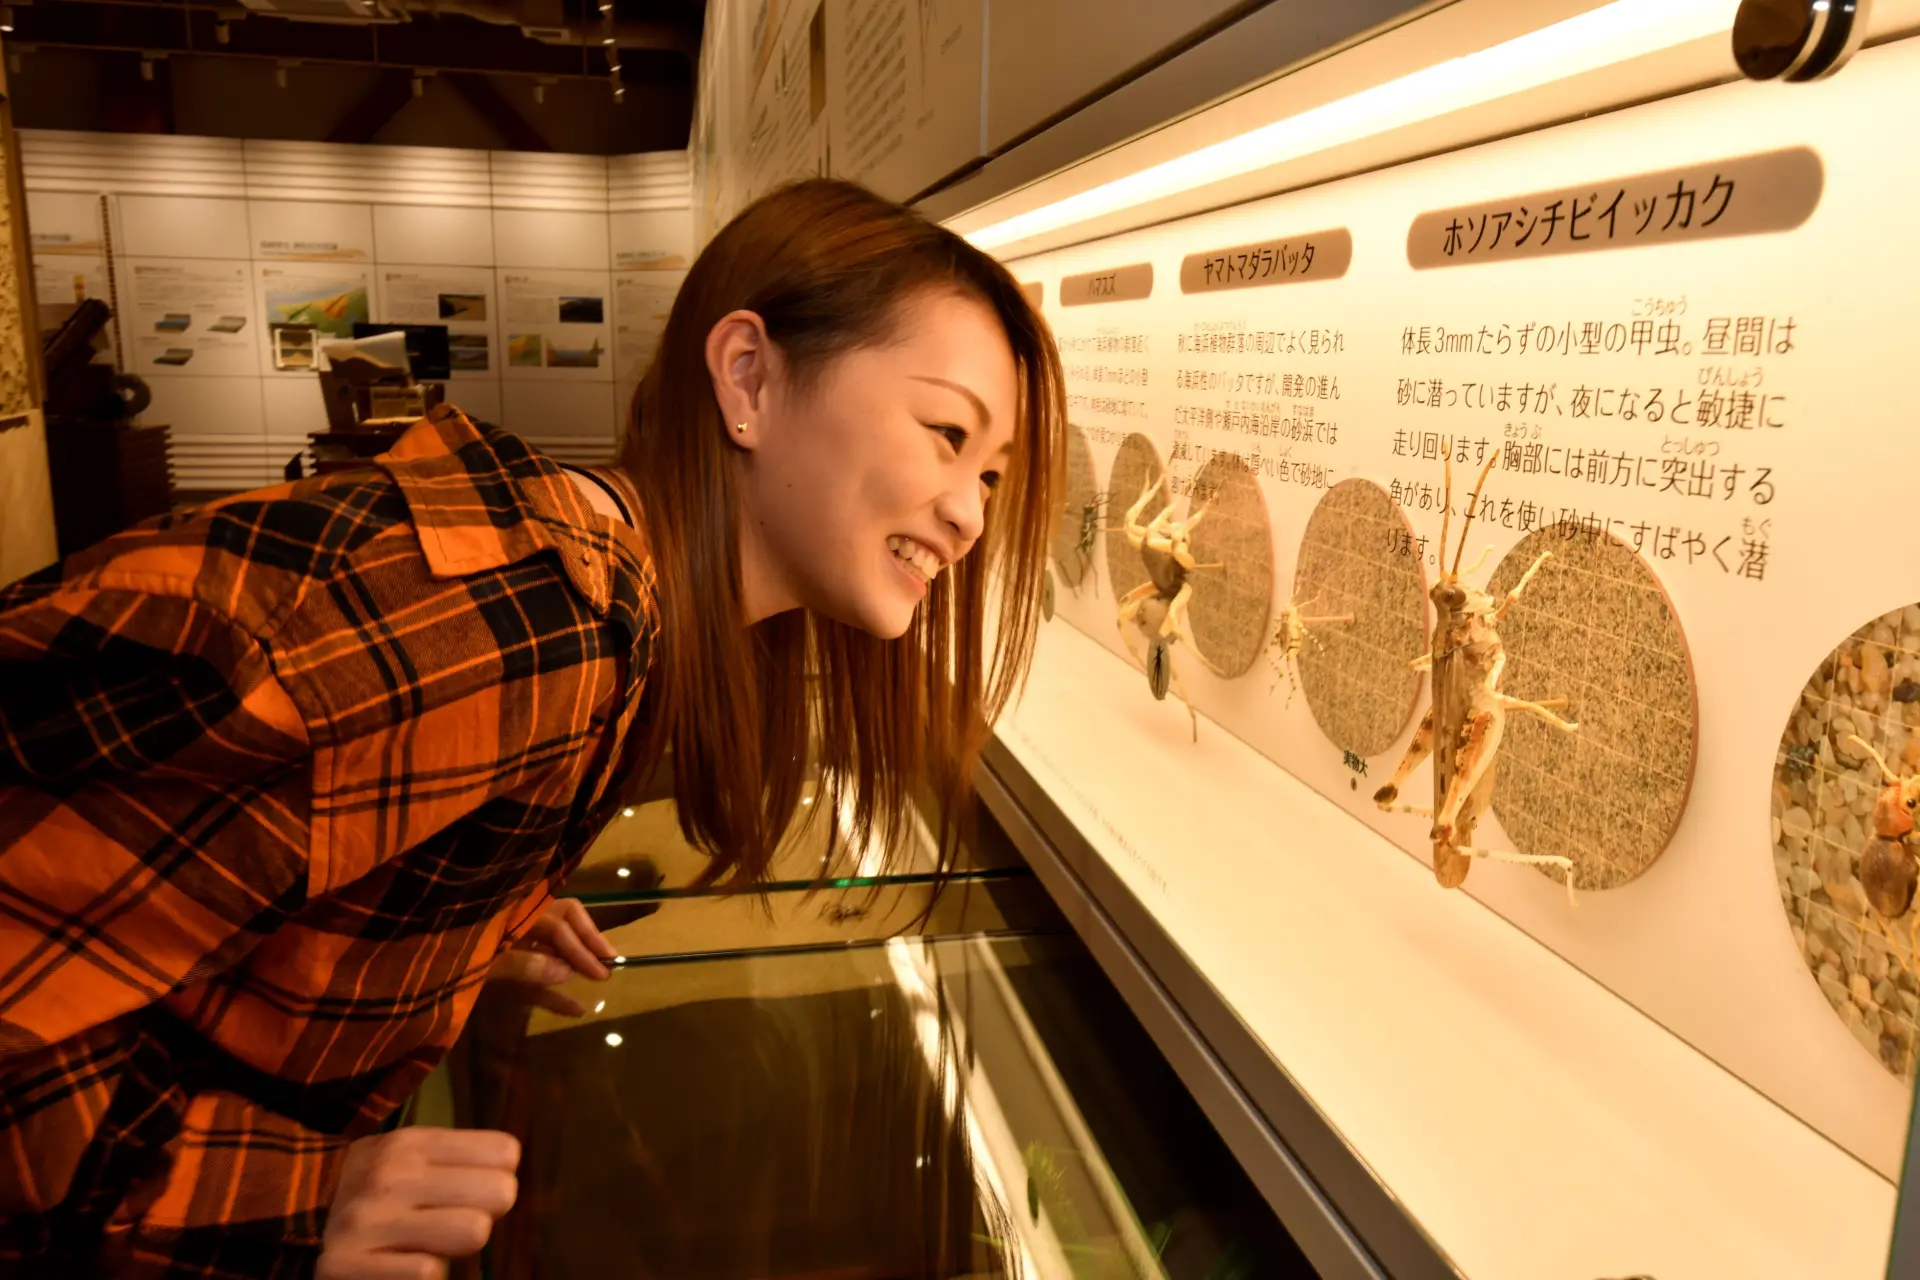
[620,178,1064,887]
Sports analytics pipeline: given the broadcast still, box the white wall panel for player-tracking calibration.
[116,195,251,261]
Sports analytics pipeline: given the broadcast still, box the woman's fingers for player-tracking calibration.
[529,901,612,980]
[555,898,618,960]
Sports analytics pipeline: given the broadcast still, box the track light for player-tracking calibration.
[275,62,290,89]
[533,83,545,104]
[411,72,424,97]
[612,85,625,103]
[0,8,14,35]
[608,60,621,74]
[140,56,154,82]
[215,18,230,44]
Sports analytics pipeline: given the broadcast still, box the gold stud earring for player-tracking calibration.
[735,422,747,434]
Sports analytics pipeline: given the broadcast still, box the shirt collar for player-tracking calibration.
[378,405,651,627]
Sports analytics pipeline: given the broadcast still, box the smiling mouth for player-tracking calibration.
[888,535,944,586]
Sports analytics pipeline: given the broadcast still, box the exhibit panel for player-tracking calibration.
[16,132,694,487]
[984,16,1920,1279]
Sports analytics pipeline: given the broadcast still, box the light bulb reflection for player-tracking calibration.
[605,1031,623,1047]
[617,867,630,877]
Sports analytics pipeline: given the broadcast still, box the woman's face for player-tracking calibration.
[724,290,1019,637]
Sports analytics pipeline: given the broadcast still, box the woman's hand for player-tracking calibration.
[484,898,618,1017]
[317,1127,521,1280]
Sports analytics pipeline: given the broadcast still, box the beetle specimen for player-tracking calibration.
[1267,592,1354,703]
[1846,735,1920,930]
[1372,447,1582,902]
[1112,470,1223,741]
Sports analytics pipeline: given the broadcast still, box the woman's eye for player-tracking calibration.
[931,424,967,452]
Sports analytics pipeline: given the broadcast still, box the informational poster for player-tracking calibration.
[26,191,107,257]
[256,262,371,376]
[122,259,257,377]
[377,266,497,378]
[612,271,683,389]
[833,0,982,201]
[497,269,613,381]
[743,0,831,204]
[249,200,375,262]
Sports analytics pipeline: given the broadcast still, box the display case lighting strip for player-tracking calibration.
[964,0,1738,252]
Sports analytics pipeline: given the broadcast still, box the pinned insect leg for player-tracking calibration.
[1114,581,1157,668]
[1437,654,1580,903]
[1159,580,1202,741]
[1373,705,1437,818]
[1493,552,1553,621]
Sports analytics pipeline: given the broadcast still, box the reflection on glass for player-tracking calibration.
[436,935,1316,1278]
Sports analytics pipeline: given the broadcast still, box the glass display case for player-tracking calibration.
[412,781,1317,1279]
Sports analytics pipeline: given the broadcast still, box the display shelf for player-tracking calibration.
[996,621,1897,1280]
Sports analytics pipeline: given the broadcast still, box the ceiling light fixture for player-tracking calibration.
[411,72,424,97]
[533,83,545,104]
[140,56,154,82]
[963,0,1738,252]
[0,8,14,35]
[215,18,230,44]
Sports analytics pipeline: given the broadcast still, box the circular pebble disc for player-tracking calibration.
[1052,423,1100,589]
[1104,432,1163,603]
[1293,479,1428,757]
[1771,603,1920,1084]
[1184,453,1273,679]
[1487,526,1697,894]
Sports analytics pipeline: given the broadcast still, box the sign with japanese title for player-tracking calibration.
[1059,263,1154,306]
[1406,147,1822,269]
[1179,228,1352,294]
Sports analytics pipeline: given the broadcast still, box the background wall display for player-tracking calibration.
[1020,38,1920,1182]
[1292,479,1427,757]
[1488,527,1698,892]
[21,131,693,489]
[127,260,257,377]
[1773,605,1920,1083]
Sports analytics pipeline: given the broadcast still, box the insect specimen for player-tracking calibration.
[1063,490,1112,593]
[1267,592,1354,703]
[1372,447,1582,902]
[1111,471,1222,741]
[1847,735,1920,927]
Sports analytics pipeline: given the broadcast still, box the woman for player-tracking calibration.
[0,178,1063,1278]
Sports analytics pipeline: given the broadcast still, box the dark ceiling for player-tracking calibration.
[2,0,704,154]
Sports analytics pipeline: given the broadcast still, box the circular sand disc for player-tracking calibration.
[1771,604,1920,1083]
[1104,432,1163,603]
[1052,423,1101,589]
[1184,454,1273,679]
[1292,480,1428,758]
[1487,527,1697,893]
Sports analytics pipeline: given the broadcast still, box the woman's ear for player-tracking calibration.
[706,309,775,449]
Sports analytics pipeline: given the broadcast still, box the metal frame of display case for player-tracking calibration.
[976,738,1461,1280]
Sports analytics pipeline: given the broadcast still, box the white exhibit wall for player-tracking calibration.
[21,130,693,490]
[1004,29,1920,1216]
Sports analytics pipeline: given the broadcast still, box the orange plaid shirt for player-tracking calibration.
[0,407,656,1276]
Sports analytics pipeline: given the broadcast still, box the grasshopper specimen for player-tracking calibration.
[1267,592,1354,704]
[1372,446,1582,903]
